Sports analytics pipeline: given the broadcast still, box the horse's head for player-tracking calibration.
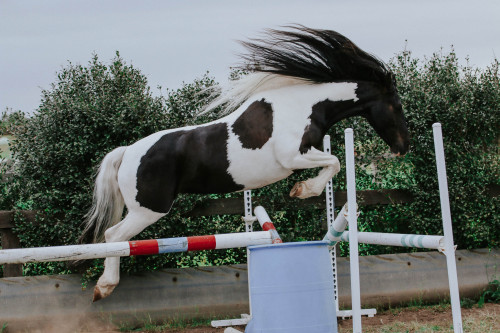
[234,25,411,155]
[359,79,410,156]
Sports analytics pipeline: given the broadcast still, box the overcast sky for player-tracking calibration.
[1,0,499,114]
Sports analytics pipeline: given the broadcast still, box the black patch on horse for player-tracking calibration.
[232,99,273,149]
[136,124,244,213]
[299,99,360,154]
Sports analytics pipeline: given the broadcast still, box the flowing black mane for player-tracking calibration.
[240,25,393,88]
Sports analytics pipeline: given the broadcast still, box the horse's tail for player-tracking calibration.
[79,146,127,244]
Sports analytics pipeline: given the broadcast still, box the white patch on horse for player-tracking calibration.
[225,82,357,190]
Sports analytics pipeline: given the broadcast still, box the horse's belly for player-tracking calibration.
[227,144,292,190]
[240,166,293,190]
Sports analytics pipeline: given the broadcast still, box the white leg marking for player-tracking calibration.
[93,210,165,301]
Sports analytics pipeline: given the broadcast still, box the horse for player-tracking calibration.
[81,25,410,301]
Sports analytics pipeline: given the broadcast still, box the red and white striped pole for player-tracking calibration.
[0,231,273,265]
[254,206,283,243]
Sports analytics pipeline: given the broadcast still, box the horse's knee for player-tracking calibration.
[331,156,340,175]
[104,227,118,243]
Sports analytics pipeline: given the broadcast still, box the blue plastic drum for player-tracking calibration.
[245,241,338,333]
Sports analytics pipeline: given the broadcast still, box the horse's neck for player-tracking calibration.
[223,81,370,131]
[282,82,366,130]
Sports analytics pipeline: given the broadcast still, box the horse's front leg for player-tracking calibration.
[287,148,340,199]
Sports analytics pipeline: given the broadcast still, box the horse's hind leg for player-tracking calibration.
[93,209,165,302]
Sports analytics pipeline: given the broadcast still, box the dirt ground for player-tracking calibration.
[118,303,499,333]
[10,303,497,332]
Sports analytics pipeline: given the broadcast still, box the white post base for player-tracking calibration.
[211,314,251,328]
[337,308,377,319]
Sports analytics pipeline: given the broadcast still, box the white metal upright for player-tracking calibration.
[323,135,340,312]
[323,135,376,320]
[432,123,463,333]
[244,190,255,232]
[211,190,255,329]
[243,190,255,323]
[345,128,362,333]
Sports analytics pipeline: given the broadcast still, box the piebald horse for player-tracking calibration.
[81,26,410,301]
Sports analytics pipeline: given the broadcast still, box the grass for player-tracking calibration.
[462,309,499,333]
[339,312,498,333]
[114,302,499,333]
[118,316,219,332]
[338,303,499,333]
[378,297,452,316]
[115,288,500,333]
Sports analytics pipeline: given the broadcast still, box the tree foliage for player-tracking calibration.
[390,50,499,249]
[2,54,220,275]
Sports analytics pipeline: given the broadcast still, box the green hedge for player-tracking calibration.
[0,49,498,278]
[390,51,499,249]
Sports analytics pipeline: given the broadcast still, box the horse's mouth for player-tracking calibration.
[390,141,409,156]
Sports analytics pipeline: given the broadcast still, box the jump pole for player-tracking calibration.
[433,123,463,333]
[342,232,445,249]
[323,135,377,320]
[345,128,362,333]
[0,231,273,265]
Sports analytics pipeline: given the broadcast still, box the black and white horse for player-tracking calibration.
[82,26,410,301]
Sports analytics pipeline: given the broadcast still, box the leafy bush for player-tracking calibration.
[3,53,220,276]
[1,109,25,136]
[0,110,26,211]
[1,49,498,278]
[390,50,499,249]
[478,279,500,305]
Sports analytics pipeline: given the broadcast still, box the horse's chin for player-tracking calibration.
[390,145,409,156]
[389,137,410,156]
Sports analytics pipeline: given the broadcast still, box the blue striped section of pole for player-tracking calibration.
[339,232,444,250]
[157,237,189,253]
[323,203,349,247]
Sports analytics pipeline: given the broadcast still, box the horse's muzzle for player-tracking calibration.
[391,139,410,156]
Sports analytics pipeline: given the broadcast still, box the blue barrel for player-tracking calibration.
[245,241,337,333]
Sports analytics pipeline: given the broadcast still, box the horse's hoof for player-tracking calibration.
[93,285,104,302]
[93,284,115,302]
[290,182,305,197]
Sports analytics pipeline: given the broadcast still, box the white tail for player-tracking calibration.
[81,146,127,243]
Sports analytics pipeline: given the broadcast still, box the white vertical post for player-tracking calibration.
[345,128,362,333]
[432,123,463,333]
[323,135,340,313]
[211,191,256,328]
[244,190,254,232]
[243,190,254,320]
